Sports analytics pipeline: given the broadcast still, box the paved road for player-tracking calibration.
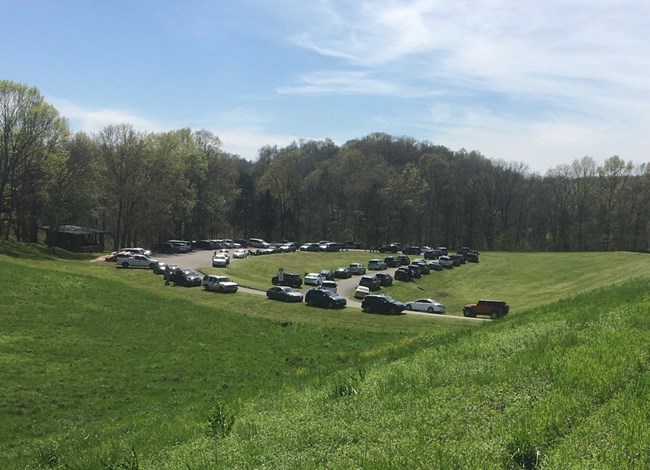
[153,249,487,320]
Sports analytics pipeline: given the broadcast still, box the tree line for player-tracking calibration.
[1,80,648,252]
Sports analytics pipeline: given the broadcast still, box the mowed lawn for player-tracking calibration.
[213,250,650,314]
[1,242,649,468]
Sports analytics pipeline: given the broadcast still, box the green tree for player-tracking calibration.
[0,80,68,241]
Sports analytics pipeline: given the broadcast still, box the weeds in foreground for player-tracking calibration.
[207,403,235,439]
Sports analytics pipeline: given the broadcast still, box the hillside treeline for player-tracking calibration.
[2,80,648,252]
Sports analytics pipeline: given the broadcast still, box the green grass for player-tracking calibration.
[215,250,650,314]
[1,243,649,468]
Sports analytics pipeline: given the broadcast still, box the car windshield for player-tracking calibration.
[382,295,397,302]
[217,277,231,282]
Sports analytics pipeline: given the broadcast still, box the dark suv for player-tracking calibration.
[358,274,381,291]
[271,272,303,288]
[384,256,401,268]
[361,294,406,315]
[395,267,412,282]
[396,254,411,266]
[305,288,347,309]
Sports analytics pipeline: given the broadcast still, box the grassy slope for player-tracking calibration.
[1,243,649,468]
[216,250,650,314]
[157,275,650,469]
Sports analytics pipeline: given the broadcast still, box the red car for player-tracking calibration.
[104,251,131,262]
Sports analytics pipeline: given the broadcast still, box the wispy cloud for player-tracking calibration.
[50,97,163,134]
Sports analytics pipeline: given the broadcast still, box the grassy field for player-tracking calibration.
[212,250,650,314]
[1,242,649,468]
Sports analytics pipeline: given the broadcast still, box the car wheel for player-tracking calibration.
[329,301,334,309]
[463,308,474,317]
[406,305,412,310]
[362,307,369,313]
[491,311,499,320]
[306,298,312,306]
[427,307,434,313]
[122,261,129,268]
[218,286,224,293]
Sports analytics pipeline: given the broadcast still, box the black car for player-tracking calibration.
[271,272,303,288]
[155,242,176,254]
[412,260,430,274]
[395,267,412,282]
[375,272,393,286]
[361,294,406,315]
[402,246,421,255]
[424,249,443,260]
[320,269,335,281]
[407,264,422,279]
[465,250,480,263]
[305,288,347,309]
[358,274,381,291]
[266,286,303,303]
[378,244,400,253]
[384,256,401,268]
[170,269,202,287]
[428,261,444,271]
[334,267,352,279]
[396,254,411,266]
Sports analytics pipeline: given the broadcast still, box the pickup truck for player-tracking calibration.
[463,300,509,319]
[115,254,158,269]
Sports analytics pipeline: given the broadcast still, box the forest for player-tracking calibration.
[1,80,648,252]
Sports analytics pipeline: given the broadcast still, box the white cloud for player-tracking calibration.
[51,98,163,134]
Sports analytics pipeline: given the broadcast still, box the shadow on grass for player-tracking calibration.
[0,241,96,261]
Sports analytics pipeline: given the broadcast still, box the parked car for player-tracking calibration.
[334,267,352,279]
[174,269,202,287]
[358,274,381,291]
[354,286,370,299]
[271,272,303,288]
[154,242,176,254]
[152,261,168,275]
[299,242,320,252]
[279,243,297,252]
[428,260,444,271]
[384,256,401,268]
[405,298,446,314]
[438,255,453,268]
[402,246,421,255]
[368,259,387,270]
[423,248,443,260]
[202,275,238,293]
[395,267,412,282]
[407,264,422,279]
[321,280,338,292]
[375,272,393,287]
[121,247,152,257]
[232,249,249,259]
[304,272,324,286]
[266,286,303,302]
[396,254,411,266]
[412,259,431,274]
[348,263,366,275]
[449,254,463,266]
[212,254,229,267]
[378,244,400,253]
[436,246,449,256]
[105,251,131,262]
[248,238,270,248]
[305,288,347,309]
[322,242,341,252]
[463,300,510,319]
[116,254,159,269]
[361,294,406,315]
[320,269,335,281]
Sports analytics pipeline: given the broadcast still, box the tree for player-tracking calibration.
[0,80,68,240]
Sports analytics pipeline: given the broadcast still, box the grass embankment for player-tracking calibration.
[215,250,649,314]
[1,243,648,468]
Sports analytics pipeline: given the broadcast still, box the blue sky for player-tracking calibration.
[3,0,649,173]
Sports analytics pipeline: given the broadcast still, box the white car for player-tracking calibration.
[212,254,229,267]
[321,280,338,292]
[354,286,370,299]
[202,274,238,293]
[404,298,446,314]
[232,249,249,259]
[304,273,324,286]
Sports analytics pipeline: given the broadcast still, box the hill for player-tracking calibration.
[0,243,648,468]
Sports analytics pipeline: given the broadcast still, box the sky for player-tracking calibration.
[2,0,649,173]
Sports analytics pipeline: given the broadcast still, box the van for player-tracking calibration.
[248,238,269,248]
